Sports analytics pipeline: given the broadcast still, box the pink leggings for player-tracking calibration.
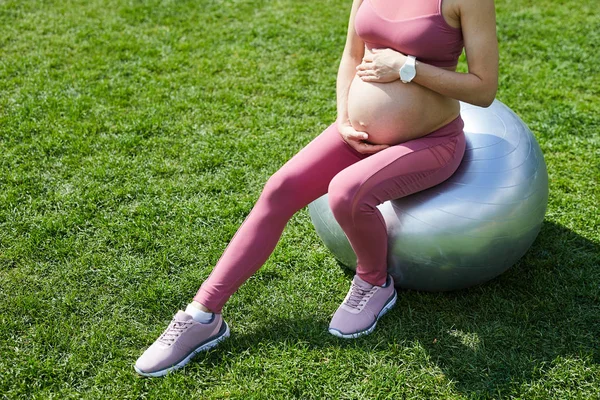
[195,117,466,312]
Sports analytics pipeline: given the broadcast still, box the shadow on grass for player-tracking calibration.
[195,220,599,396]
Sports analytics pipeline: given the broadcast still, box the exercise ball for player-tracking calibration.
[308,100,548,291]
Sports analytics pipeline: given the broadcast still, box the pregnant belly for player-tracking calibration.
[347,75,460,145]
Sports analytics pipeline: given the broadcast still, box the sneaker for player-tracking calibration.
[328,275,397,339]
[134,310,229,377]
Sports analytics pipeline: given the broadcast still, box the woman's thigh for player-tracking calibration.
[264,123,368,208]
[328,129,466,209]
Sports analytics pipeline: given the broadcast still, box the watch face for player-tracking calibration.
[400,65,416,82]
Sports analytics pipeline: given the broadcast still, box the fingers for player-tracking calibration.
[357,66,397,82]
[356,68,381,82]
[356,63,379,80]
[357,71,378,80]
[344,136,390,154]
[356,62,375,71]
[359,75,380,82]
[341,127,390,154]
[356,69,377,77]
[357,142,390,154]
[346,129,369,141]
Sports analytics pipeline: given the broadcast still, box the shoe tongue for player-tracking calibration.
[353,275,374,290]
[174,310,193,322]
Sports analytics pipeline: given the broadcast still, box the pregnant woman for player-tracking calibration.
[135,0,499,377]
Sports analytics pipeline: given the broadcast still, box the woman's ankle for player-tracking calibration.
[190,300,213,314]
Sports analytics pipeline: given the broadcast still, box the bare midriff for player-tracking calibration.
[347,48,460,145]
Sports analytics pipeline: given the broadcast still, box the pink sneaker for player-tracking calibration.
[328,275,397,339]
[134,311,229,377]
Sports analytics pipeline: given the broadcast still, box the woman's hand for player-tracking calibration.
[337,121,389,154]
[356,48,407,83]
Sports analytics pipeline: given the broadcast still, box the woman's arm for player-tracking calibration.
[336,0,390,154]
[413,0,498,106]
[356,0,499,107]
[336,0,366,126]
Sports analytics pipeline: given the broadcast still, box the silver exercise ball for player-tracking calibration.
[308,100,548,291]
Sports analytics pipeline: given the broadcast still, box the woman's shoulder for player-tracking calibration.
[445,0,495,27]
[453,0,495,13]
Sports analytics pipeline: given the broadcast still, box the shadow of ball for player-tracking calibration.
[308,100,549,291]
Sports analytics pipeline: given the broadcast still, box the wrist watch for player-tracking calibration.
[399,55,417,83]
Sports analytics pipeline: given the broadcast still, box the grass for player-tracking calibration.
[0,0,598,398]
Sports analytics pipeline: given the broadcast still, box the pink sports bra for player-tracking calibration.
[354,0,464,68]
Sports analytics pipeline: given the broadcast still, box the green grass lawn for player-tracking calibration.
[1,0,598,398]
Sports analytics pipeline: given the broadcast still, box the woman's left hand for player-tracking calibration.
[356,48,407,83]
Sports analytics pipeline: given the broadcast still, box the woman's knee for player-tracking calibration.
[261,169,304,206]
[328,173,358,219]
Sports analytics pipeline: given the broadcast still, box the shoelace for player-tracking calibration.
[344,283,375,309]
[158,320,193,345]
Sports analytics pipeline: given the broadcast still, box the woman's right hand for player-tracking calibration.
[338,121,390,155]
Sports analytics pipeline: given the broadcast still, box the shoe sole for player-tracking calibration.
[135,321,230,378]
[328,289,397,339]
